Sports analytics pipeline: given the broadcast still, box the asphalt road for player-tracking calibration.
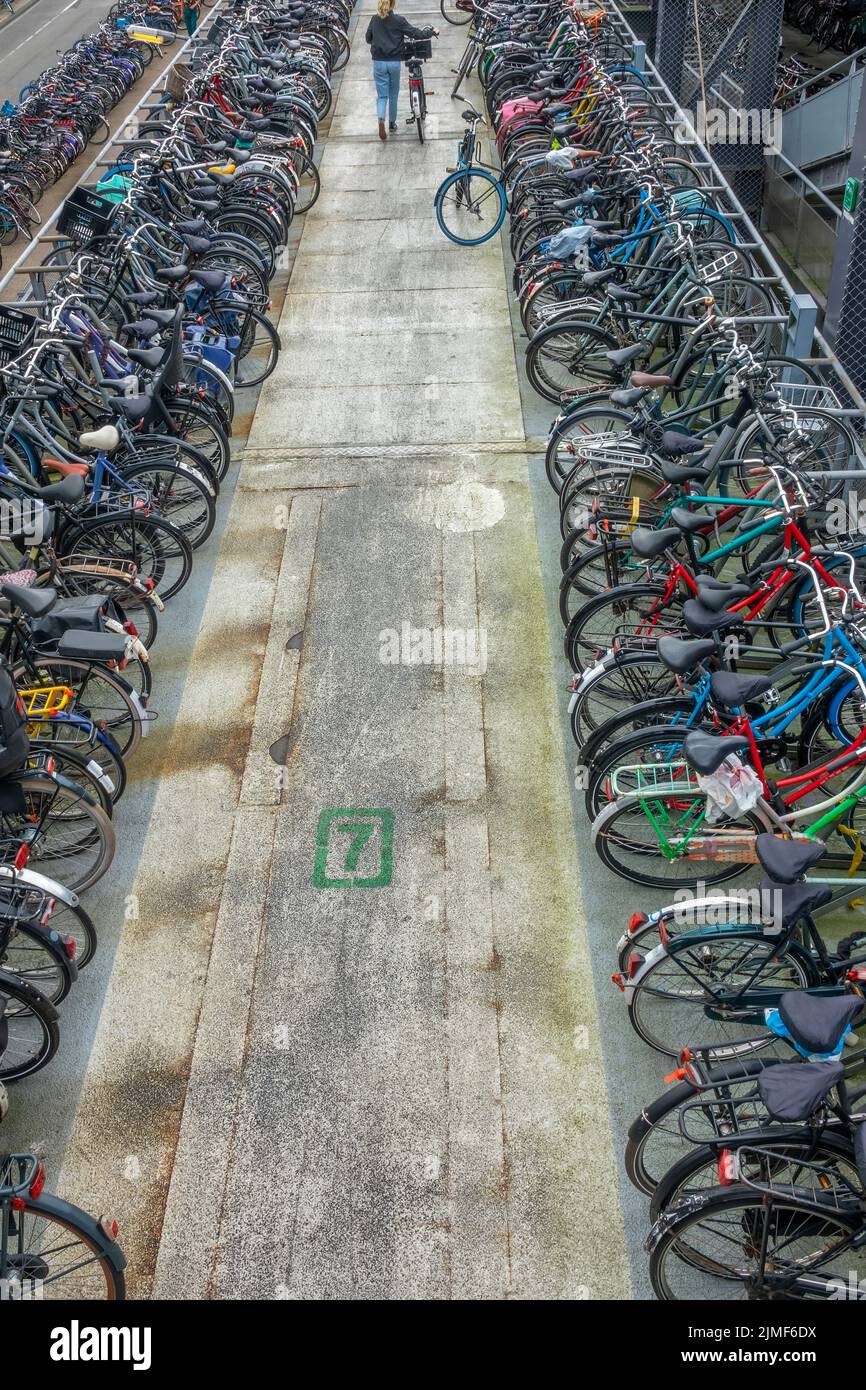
[0,0,109,99]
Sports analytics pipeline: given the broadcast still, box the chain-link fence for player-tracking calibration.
[652,0,784,217]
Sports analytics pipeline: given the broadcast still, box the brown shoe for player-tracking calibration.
[378,119,386,140]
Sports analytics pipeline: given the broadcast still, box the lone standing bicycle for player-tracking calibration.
[365,0,438,141]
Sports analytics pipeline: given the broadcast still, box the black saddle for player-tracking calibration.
[778,991,862,1054]
[710,671,775,708]
[1,583,54,619]
[756,833,827,884]
[629,526,680,560]
[758,1060,843,1124]
[695,576,751,611]
[662,430,705,457]
[682,598,741,638]
[656,635,715,675]
[683,730,750,775]
[189,268,227,291]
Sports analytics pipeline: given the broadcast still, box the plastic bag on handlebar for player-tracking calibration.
[546,224,593,259]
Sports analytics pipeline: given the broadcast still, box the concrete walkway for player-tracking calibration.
[52,0,630,1300]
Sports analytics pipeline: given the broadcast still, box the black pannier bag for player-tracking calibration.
[0,661,29,778]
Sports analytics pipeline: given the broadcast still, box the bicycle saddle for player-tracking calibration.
[777,992,861,1054]
[606,284,642,305]
[629,526,680,560]
[552,194,590,212]
[710,671,775,708]
[36,474,85,504]
[176,218,209,235]
[631,371,673,389]
[758,1060,843,1124]
[111,394,152,423]
[609,386,651,407]
[187,268,227,293]
[181,234,213,254]
[78,425,119,453]
[125,289,160,306]
[188,198,221,213]
[682,598,741,638]
[656,635,716,675]
[661,430,705,456]
[756,833,827,884]
[696,576,752,610]
[137,307,175,329]
[765,880,835,932]
[582,268,618,288]
[606,344,645,368]
[560,165,597,184]
[127,345,165,370]
[56,630,127,662]
[683,730,750,775]
[120,319,159,340]
[1,583,55,618]
[659,459,710,484]
[670,505,716,535]
[155,264,189,283]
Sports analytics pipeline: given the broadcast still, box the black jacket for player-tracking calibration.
[365,12,432,60]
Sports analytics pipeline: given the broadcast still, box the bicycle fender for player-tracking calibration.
[0,863,81,909]
[17,767,97,807]
[27,1189,127,1274]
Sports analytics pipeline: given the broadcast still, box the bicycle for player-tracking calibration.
[402,34,437,145]
[0,1154,125,1297]
[434,104,507,244]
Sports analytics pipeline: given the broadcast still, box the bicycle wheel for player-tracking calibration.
[565,582,679,674]
[593,797,767,892]
[625,1058,774,1196]
[440,0,473,23]
[118,460,217,550]
[1,1188,125,1298]
[0,971,59,1080]
[653,1130,861,1222]
[234,308,281,389]
[0,875,97,969]
[649,1187,863,1300]
[9,774,116,895]
[525,320,619,402]
[435,168,506,246]
[628,932,812,1058]
[60,512,194,604]
[12,657,143,761]
[0,919,74,1005]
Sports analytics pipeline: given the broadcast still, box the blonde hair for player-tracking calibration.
[377,0,394,15]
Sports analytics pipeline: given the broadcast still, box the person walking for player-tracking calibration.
[183,0,200,37]
[365,0,438,141]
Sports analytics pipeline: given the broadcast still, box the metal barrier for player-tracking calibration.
[0,0,225,305]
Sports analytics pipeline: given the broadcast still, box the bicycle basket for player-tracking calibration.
[402,36,432,60]
[56,187,118,246]
[0,304,36,369]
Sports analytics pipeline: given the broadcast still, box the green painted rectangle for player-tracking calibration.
[312,808,394,888]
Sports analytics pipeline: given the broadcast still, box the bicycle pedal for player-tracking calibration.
[446,166,457,173]
[406,116,415,124]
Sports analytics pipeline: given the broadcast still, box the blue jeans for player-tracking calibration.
[373,59,401,125]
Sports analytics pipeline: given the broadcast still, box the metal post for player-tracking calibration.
[633,41,646,74]
[785,294,818,361]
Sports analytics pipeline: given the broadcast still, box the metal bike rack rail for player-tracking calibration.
[0,0,227,305]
